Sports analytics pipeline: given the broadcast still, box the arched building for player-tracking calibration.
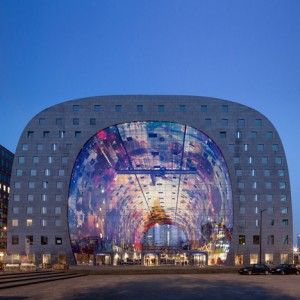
[7,95,293,266]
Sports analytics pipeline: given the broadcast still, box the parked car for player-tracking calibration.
[271,264,300,275]
[238,264,271,275]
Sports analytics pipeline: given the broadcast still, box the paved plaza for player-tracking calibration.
[0,273,299,300]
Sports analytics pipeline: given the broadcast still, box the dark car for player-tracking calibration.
[238,264,271,275]
[271,264,300,275]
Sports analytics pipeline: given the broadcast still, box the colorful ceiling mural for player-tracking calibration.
[68,121,233,260]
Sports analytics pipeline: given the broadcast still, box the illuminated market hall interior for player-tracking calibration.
[68,121,233,265]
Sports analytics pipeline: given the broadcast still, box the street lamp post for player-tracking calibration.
[259,209,267,264]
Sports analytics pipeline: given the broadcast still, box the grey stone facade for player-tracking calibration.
[7,95,293,265]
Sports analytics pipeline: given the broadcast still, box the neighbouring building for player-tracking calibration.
[6,95,293,266]
[0,144,14,260]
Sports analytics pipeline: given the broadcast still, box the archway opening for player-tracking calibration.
[68,121,233,265]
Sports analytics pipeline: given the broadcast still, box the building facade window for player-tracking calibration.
[239,235,246,245]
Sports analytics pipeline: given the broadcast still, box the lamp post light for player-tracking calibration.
[259,209,267,264]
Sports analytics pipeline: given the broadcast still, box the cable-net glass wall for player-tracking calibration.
[68,121,233,264]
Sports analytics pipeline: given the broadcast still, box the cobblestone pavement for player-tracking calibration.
[0,273,299,300]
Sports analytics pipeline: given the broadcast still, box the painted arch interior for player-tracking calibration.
[68,121,233,262]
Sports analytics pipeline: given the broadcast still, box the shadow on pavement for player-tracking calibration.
[68,276,297,300]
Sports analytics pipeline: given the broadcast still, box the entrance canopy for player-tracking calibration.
[68,121,233,262]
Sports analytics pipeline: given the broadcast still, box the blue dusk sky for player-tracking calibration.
[0,0,299,242]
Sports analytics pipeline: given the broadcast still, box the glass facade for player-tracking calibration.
[68,121,233,264]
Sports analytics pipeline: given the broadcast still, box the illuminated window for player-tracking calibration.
[26,219,33,227]
[12,219,18,227]
[41,219,47,227]
[265,253,273,264]
[280,254,288,264]
[250,254,258,264]
[55,237,62,245]
[239,235,245,245]
[52,143,58,151]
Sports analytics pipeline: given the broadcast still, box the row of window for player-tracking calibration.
[236,181,287,190]
[22,143,71,152]
[12,206,62,215]
[238,194,287,202]
[16,169,65,177]
[235,169,285,177]
[37,103,260,116]
[233,156,283,164]
[238,218,289,228]
[235,253,289,265]
[13,194,62,202]
[239,206,288,214]
[230,143,280,152]
[18,156,68,164]
[14,181,64,189]
[12,235,62,245]
[11,219,62,227]
[238,234,289,245]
